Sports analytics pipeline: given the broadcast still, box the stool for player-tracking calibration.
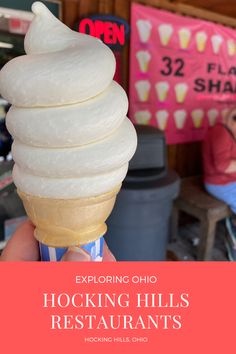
[171,176,232,260]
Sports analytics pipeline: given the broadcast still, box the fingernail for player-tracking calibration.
[61,246,91,262]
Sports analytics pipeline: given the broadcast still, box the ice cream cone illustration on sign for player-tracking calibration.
[136,19,152,43]
[135,80,151,102]
[178,28,191,49]
[191,109,204,128]
[135,110,151,125]
[211,35,223,54]
[174,110,187,129]
[227,39,236,56]
[136,50,151,73]
[0,2,137,261]
[195,31,207,52]
[221,108,229,120]
[158,24,173,46]
[155,81,169,102]
[175,83,188,103]
[155,110,169,130]
[207,109,219,126]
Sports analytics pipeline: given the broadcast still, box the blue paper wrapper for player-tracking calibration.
[39,237,104,262]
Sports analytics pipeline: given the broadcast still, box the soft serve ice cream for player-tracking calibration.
[0,2,137,248]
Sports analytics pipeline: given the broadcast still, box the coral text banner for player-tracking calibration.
[0,262,235,353]
[129,3,236,144]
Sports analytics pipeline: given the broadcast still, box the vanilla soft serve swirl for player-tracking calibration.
[0,2,137,199]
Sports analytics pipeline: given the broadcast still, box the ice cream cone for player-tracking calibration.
[155,110,169,130]
[195,31,207,52]
[136,19,152,43]
[174,110,187,129]
[207,109,218,126]
[211,35,223,54]
[191,109,204,128]
[178,28,191,49]
[227,39,236,56]
[155,81,169,102]
[134,110,151,125]
[175,83,188,103]
[136,50,151,73]
[135,80,151,102]
[0,2,137,261]
[18,186,121,248]
[158,24,173,46]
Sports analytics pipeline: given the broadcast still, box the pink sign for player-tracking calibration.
[129,3,236,144]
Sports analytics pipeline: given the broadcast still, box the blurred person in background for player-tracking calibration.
[203,107,236,261]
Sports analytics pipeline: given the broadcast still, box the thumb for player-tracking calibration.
[61,246,91,262]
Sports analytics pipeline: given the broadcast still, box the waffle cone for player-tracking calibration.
[18,185,121,248]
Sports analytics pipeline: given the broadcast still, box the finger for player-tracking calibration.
[103,241,116,262]
[0,220,40,262]
[61,247,91,261]
[61,242,115,262]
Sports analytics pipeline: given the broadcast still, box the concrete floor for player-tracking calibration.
[167,221,229,261]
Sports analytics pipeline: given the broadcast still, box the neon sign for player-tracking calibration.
[75,15,129,49]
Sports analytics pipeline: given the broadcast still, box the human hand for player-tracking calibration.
[0,220,115,262]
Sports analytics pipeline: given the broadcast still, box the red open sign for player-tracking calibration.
[75,15,129,49]
[79,19,124,45]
